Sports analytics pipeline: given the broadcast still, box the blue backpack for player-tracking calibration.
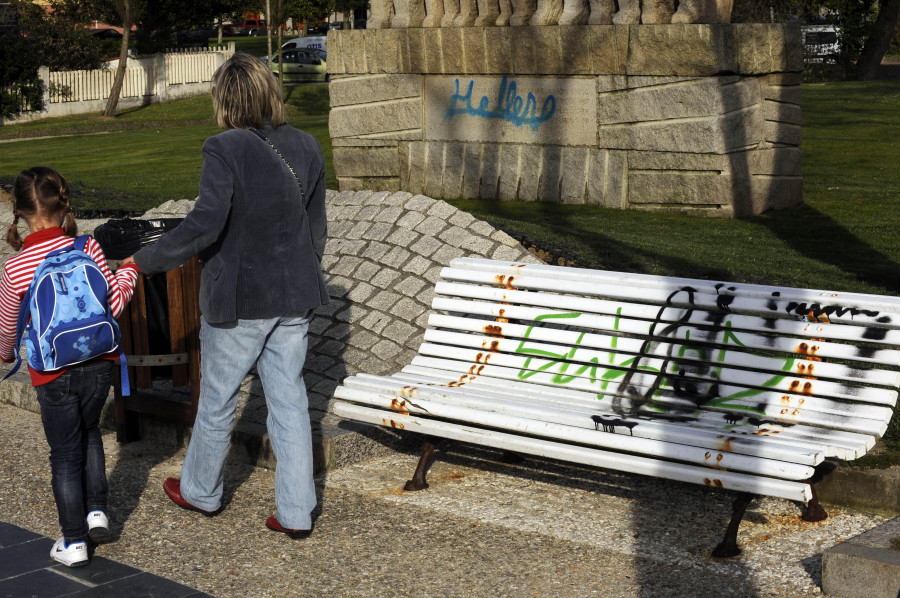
[3,236,129,395]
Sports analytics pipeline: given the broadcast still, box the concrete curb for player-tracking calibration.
[822,517,900,598]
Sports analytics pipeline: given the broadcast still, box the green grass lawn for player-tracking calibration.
[1,79,899,462]
[0,86,333,211]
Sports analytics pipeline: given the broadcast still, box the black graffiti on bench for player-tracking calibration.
[591,415,638,435]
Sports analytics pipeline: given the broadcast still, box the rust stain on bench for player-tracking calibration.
[390,398,411,414]
[495,275,517,290]
[382,418,405,429]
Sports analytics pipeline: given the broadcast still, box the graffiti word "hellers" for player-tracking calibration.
[444,77,556,132]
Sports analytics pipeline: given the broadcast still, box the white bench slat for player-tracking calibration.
[415,343,895,425]
[450,257,900,324]
[436,282,900,357]
[410,354,891,437]
[431,294,900,367]
[335,384,817,479]
[332,401,815,503]
[391,366,877,460]
[424,326,900,398]
[340,375,826,467]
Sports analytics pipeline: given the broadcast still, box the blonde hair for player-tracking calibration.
[211,52,285,130]
[7,167,77,251]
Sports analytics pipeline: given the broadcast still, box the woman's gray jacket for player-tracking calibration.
[133,124,329,323]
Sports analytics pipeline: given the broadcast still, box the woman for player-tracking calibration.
[126,52,328,538]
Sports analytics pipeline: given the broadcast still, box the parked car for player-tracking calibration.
[281,36,327,51]
[268,48,328,83]
[307,22,328,35]
[225,18,267,36]
[262,40,327,64]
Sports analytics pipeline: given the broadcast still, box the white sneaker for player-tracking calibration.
[50,538,89,567]
[86,510,110,543]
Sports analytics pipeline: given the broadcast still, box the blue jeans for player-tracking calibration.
[180,314,316,530]
[36,360,113,543]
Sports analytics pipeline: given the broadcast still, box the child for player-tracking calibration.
[0,167,139,567]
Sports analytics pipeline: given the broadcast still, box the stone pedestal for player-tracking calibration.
[328,24,803,216]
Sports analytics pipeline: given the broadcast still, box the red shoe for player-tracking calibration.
[163,478,216,516]
[266,516,312,539]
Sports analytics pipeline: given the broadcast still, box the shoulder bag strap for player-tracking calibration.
[249,127,307,210]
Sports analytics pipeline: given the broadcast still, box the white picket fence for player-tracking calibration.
[4,43,234,123]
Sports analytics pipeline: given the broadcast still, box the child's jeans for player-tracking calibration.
[35,360,114,543]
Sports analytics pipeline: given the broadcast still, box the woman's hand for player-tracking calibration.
[121,256,136,267]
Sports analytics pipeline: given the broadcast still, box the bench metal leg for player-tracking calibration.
[803,484,828,522]
[404,441,436,491]
[712,492,756,558]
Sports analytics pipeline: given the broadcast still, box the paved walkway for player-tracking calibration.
[0,521,210,597]
[0,402,888,597]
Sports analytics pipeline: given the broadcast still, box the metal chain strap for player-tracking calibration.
[249,127,307,208]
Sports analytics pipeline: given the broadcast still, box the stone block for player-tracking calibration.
[510,26,537,73]
[461,27,487,74]
[763,99,802,125]
[539,144,562,201]
[559,0,590,24]
[530,0,564,25]
[376,28,402,74]
[334,147,399,178]
[393,0,427,27]
[329,98,422,138]
[758,73,802,103]
[497,144,521,201]
[329,74,422,108]
[588,0,615,24]
[423,28,444,73]
[442,27,466,74]
[823,543,900,598]
[406,28,426,74]
[349,30,370,74]
[560,26,593,74]
[533,25,564,75]
[627,24,737,76]
[327,33,346,75]
[479,143,501,199]
[598,105,764,154]
[455,0,479,26]
[764,121,801,146]
[462,143,483,198]
[748,147,801,176]
[475,0,501,26]
[560,147,589,203]
[415,214,449,236]
[442,0,461,26]
[364,29,379,74]
[734,23,803,75]
[628,169,731,207]
[402,142,425,193]
[442,142,465,198]
[423,0,445,27]
[484,27,513,74]
[424,76,597,147]
[424,142,446,198]
[510,0,537,25]
[589,26,629,74]
[518,145,543,201]
[337,177,401,193]
[497,0,514,24]
[750,173,802,214]
[368,0,394,29]
[597,76,758,124]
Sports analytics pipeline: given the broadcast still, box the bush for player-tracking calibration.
[0,32,44,119]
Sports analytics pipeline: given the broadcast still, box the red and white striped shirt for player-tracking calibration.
[0,227,140,385]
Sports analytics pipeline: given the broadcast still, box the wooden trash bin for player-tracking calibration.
[114,257,201,442]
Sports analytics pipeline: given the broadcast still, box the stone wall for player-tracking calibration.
[134,190,541,434]
[328,24,803,217]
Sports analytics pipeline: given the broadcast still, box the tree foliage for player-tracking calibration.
[0,28,44,119]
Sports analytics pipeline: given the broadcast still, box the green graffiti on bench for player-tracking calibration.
[513,310,787,418]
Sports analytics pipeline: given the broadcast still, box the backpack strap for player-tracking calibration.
[2,235,132,396]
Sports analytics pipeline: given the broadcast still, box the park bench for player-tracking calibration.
[332,257,900,556]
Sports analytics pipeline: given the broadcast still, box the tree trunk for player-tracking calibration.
[266,0,273,64]
[857,0,900,80]
[102,19,130,117]
[277,23,284,88]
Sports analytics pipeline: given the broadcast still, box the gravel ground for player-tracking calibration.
[0,402,885,597]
